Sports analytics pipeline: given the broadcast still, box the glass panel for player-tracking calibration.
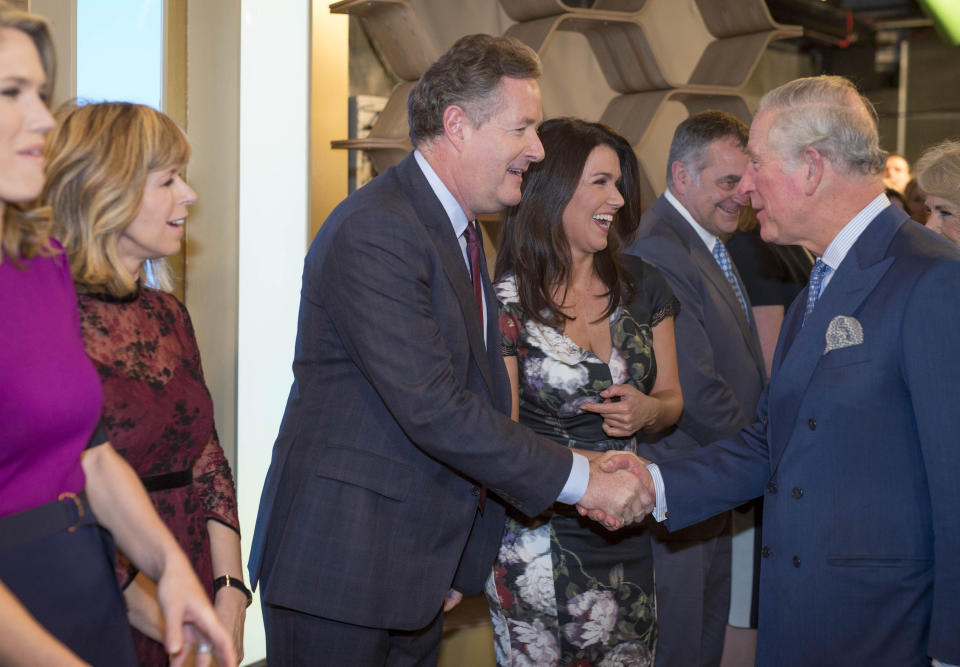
[76,0,163,109]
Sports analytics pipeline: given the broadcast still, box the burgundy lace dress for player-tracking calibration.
[77,287,239,666]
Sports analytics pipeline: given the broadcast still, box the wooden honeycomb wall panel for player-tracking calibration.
[330,0,801,211]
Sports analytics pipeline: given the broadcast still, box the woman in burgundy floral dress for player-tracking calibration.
[43,102,247,665]
[485,119,684,666]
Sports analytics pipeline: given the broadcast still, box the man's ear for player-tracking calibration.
[442,105,468,150]
[670,161,690,196]
[801,146,824,195]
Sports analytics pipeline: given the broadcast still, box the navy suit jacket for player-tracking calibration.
[627,195,766,539]
[659,204,960,665]
[247,153,572,630]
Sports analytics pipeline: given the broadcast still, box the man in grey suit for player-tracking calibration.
[247,34,652,666]
[626,111,766,667]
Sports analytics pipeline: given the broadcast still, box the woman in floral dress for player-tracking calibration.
[43,102,247,665]
[485,118,683,666]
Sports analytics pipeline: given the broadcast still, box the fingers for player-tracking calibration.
[443,589,464,612]
[579,400,618,415]
[596,451,645,477]
[162,602,185,658]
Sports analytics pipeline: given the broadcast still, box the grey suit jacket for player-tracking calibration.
[627,194,766,538]
[247,153,573,630]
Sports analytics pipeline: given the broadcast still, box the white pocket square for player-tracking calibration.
[824,315,863,353]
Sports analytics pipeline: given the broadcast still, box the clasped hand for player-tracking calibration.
[575,451,656,531]
[579,384,661,438]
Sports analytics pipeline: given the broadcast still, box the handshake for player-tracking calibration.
[575,451,657,531]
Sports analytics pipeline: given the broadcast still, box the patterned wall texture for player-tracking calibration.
[329,0,800,208]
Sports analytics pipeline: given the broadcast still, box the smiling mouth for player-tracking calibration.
[168,219,185,227]
[593,213,613,230]
[718,203,740,216]
[507,167,524,177]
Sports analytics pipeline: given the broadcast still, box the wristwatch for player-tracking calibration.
[213,574,253,608]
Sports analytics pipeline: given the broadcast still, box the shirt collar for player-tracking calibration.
[414,149,470,238]
[819,193,890,271]
[664,187,719,252]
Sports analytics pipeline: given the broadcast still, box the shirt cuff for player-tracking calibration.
[557,452,590,504]
[645,463,668,522]
[932,660,957,667]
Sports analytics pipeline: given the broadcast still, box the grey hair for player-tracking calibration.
[756,75,886,176]
[915,139,960,207]
[665,110,749,188]
[407,34,541,147]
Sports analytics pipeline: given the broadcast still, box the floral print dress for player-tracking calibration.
[485,264,679,667]
[78,287,239,666]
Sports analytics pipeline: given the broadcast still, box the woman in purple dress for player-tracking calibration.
[0,4,233,666]
[43,101,248,665]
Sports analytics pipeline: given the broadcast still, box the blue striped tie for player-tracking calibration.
[712,240,749,319]
[802,260,829,326]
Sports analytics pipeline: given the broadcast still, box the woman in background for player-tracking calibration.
[0,5,233,665]
[485,118,683,666]
[44,101,247,665]
[903,177,928,225]
[915,139,960,246]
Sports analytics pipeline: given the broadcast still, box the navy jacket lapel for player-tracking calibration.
[768,206,906,471]
[396,155,496,396]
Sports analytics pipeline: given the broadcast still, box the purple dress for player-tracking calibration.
[0,243,137,665]
[0,246,99,517]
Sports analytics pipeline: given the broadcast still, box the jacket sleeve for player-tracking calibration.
[316,204,572,518]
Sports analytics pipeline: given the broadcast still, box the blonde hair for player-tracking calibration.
[0,1,56,265]
[915,140,960,208]
[44,101,191,297]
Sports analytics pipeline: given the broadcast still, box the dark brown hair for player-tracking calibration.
[496,117,640,327]
[407,34,540,147]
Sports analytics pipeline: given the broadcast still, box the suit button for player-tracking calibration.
[761,546,771,558]
[470,486,481,496]
[765,482,778,495]
[793,556,801,568]
[792,487,804,499]
[808,418,817,430]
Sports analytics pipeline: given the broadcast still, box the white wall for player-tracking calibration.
[186,1,311,663]
[236,2,310,660]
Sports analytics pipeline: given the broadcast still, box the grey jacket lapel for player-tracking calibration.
[658,200,765,375]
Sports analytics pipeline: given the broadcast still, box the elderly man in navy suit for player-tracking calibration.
[597,75,960,666]
[627,111,766,667]
[247,34,653,666]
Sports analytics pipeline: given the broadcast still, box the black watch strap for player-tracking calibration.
[213,574,253,608]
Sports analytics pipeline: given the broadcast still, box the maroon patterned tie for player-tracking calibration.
[462,221,487,511]
[463,221,485,321]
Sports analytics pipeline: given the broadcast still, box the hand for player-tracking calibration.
[124,573,165,643]
[214,585,247,663]
[580,384,662,437]
[579,452,656,527]
[156,557,237,667]
[443,589,463,612]
[575,451,654,530]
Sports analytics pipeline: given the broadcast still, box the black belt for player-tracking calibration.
[0,492,98,551]
[140,469,193,492]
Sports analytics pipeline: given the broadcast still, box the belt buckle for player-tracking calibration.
[57,492,85,532]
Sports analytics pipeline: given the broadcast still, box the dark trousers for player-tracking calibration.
[264,601,445,667]
[0,523,138,666]
[652,515,732,667]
